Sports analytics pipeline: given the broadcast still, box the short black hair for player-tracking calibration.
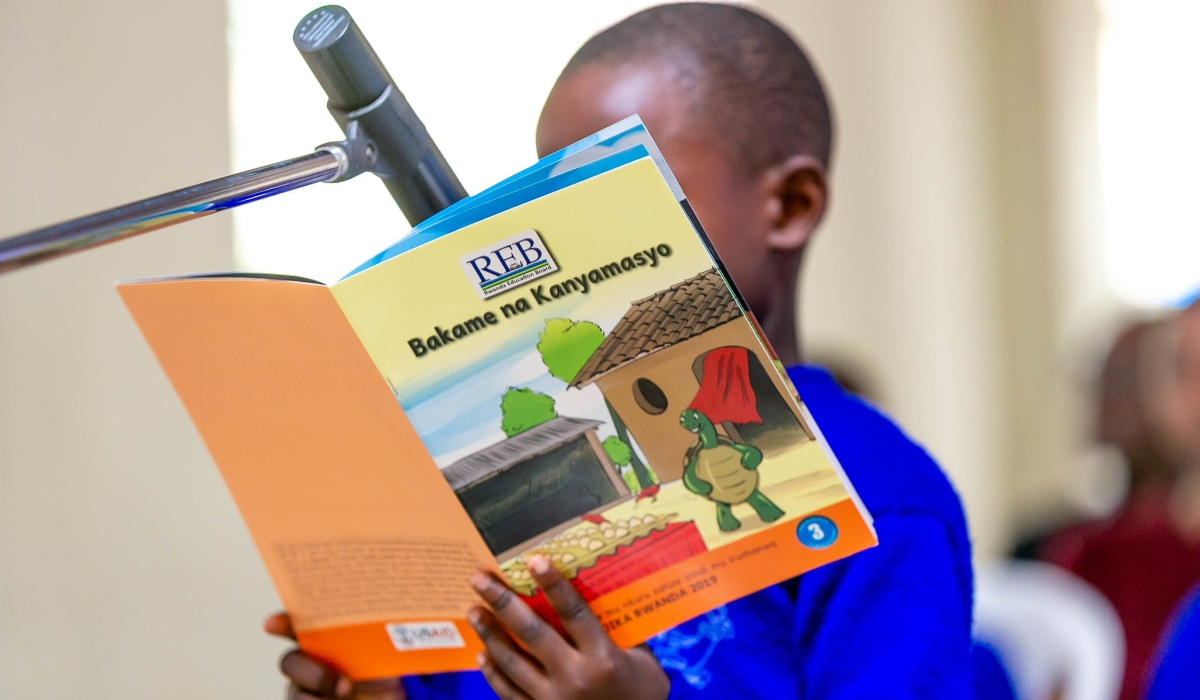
[561,2,833,174]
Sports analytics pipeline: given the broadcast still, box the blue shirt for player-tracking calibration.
[404,366,975,699]
[1146,583,1200,700]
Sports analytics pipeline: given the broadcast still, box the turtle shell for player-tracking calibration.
[686,436,759,504]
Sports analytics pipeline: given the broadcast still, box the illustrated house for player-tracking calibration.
[443,416,630,558]
[570,269,812,483]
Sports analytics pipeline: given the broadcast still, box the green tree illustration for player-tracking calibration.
[537,318,656,489]
[602,436,643,493]
[537,318,605,382]
[602,435,632,465]
[606,398,658,488]
[499,387,557,437]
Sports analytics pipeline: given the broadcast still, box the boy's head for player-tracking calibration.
[537,3,832,331]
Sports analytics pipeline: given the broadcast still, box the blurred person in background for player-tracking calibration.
[1142,300,1200,699]
[1036,306,1200,700]
[1145,301,1200,538]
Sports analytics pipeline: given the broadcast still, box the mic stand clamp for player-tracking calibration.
[317,121,379,183]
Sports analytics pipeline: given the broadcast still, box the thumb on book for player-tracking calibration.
[264,612,296,640]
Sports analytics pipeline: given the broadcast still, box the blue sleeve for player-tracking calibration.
[793,512,974,699]
[1147,585,1200,700]
[403,670,495,699]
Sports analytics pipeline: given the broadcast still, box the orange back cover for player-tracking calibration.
[118,277,495,678]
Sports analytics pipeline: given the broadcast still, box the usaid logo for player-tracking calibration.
[385,621,465,651]
[459,229,559,299]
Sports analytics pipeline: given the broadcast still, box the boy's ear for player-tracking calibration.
[762,154,828,254]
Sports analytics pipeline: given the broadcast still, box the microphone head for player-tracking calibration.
[294,6,392,112]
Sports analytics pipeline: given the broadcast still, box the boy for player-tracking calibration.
[269,5,973,698]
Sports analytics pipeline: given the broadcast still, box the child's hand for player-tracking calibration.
[468,554,670,700]
[263,613,407,700]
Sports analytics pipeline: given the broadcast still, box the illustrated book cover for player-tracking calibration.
[117,117,877,679]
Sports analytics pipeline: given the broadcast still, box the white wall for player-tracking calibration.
[0,1,286,698]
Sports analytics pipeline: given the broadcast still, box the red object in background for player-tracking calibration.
[1040,488,1200,700]
[521,521,708,635]
[688,347,762,425]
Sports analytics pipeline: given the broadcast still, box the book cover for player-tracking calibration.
[116,119,876,680]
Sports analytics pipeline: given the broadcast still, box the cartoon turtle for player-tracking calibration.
[679,408,785,532]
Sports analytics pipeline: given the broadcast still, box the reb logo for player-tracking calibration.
[458,229,559,299]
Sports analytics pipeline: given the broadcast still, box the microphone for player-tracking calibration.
[294,6,467,226]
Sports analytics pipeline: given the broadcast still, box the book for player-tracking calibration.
[117,117,877,680]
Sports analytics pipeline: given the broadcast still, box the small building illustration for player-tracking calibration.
[571,269,811,483]
[444,416,630,557]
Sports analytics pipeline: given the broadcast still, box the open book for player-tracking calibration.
[118,117,876,680]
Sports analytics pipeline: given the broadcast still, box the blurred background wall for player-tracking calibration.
[0,0,1190,698]
[0,1,284,698]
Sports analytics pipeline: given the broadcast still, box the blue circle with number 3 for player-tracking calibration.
[797,516,838,549]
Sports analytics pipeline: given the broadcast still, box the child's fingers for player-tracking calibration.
[526,554,609,650]
[289,678,404,700]
[264,612,296,640]
[477,650,534,700]
[351,678,409,700]
[279,649,350,697]
[469,570,572,663]
[467,605,548,698]
[287,685,328,700]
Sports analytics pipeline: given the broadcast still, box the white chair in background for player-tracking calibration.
[974,560,1125,700]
